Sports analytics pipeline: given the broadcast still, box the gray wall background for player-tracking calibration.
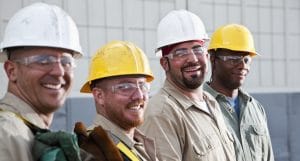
[1,0,300,161]
[52,93,300,161]
[1,0,300,96]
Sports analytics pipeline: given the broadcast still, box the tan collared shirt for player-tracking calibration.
[140,80,236,161]
[88,114,158,161]
[0,92,49,161]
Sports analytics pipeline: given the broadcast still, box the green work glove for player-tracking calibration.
[32,131,81,161]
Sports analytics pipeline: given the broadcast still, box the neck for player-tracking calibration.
[168,78,204,101]
[209,81,238,98]
[8,86,53,129]
[38,113,53,128]
[124,128,135,141]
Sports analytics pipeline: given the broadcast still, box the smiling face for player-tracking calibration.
[211,49,251,90]
[5,47,74,114]
[92,76,149,131]
[161,41,209,90]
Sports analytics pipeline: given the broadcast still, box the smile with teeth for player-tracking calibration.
[183,66,200,72]
[235,72,246,76]
[128,105,143,111]
[43,83,63,89]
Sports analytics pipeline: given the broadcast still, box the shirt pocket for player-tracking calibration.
[192,134,220,157]
[247,125,267,157]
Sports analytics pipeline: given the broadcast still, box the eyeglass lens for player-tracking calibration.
[13,54,75,71]
[112,82,149,96]
[166,46,206,59]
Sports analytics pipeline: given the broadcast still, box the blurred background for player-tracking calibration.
[1,0,299,161]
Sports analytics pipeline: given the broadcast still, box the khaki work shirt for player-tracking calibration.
[204,83,274,161]
[89,114,158,161]
[0,92,48,161]
[140,80,236,161]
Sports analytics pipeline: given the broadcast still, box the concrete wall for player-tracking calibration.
[51,92,300,161]
[1,0,300,97]
[1,0,300,161]
[252,93,300,161]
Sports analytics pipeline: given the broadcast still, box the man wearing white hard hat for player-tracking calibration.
[140,10,236,161]
[0,3,83,161]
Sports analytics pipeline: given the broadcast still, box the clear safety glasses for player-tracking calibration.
[164,46,207,59]
[111,82,150,96]
[13,54,76,72]
[216,55,252,66]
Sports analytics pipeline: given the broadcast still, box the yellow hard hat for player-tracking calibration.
[80,40,154,93]
[208,24,258,56]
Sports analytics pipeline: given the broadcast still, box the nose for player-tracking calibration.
[131,87,147,100]
[186,50,198,62]
[236,59,251,71]
[50,61,65,76]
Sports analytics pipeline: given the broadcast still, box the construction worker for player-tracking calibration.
[139,10,236,161]
[203,24,274,161]
[0,3,83,161]
[76,40,158,161]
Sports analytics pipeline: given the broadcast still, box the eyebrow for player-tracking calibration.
[174,45,202,51]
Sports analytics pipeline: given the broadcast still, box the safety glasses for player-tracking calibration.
[216,55,252,66]
[164,46,206,59]
[13,54,76,72]
[111,82,150,96]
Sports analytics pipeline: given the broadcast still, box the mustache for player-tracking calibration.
[41,76,66,85]
[181,62,201,69]
[127,99,145,107]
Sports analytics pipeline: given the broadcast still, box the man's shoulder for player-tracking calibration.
[239,89,264,106]
[0,110,32,136]
[0,110,21,122]
[148,90,184,113]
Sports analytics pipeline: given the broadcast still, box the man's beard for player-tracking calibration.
[182,73,204,89]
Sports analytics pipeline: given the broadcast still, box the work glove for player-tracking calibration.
[32,131,81,161]
[74,122,124,161]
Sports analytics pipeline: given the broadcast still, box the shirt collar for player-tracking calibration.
[203,82,252,101]
[91,114,147,148]
[0,92,48,129]
[162,80,194,110]
[162,80,219,112]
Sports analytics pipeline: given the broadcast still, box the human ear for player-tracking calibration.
[4,61,18,82]
[92,87,105,106]
[160,57,169,71]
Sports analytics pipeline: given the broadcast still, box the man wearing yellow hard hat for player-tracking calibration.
[74,40,158,161]
[204,24,274,161]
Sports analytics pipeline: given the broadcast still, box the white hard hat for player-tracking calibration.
[156,10,209,53]
[0,2,83,61]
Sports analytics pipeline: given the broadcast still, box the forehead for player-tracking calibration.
[217,49,250,56]
[172,41,203,50]
[10,47,73,58]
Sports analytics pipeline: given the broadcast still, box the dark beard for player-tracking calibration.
[183,73,203,89]
[181,62,205,89]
